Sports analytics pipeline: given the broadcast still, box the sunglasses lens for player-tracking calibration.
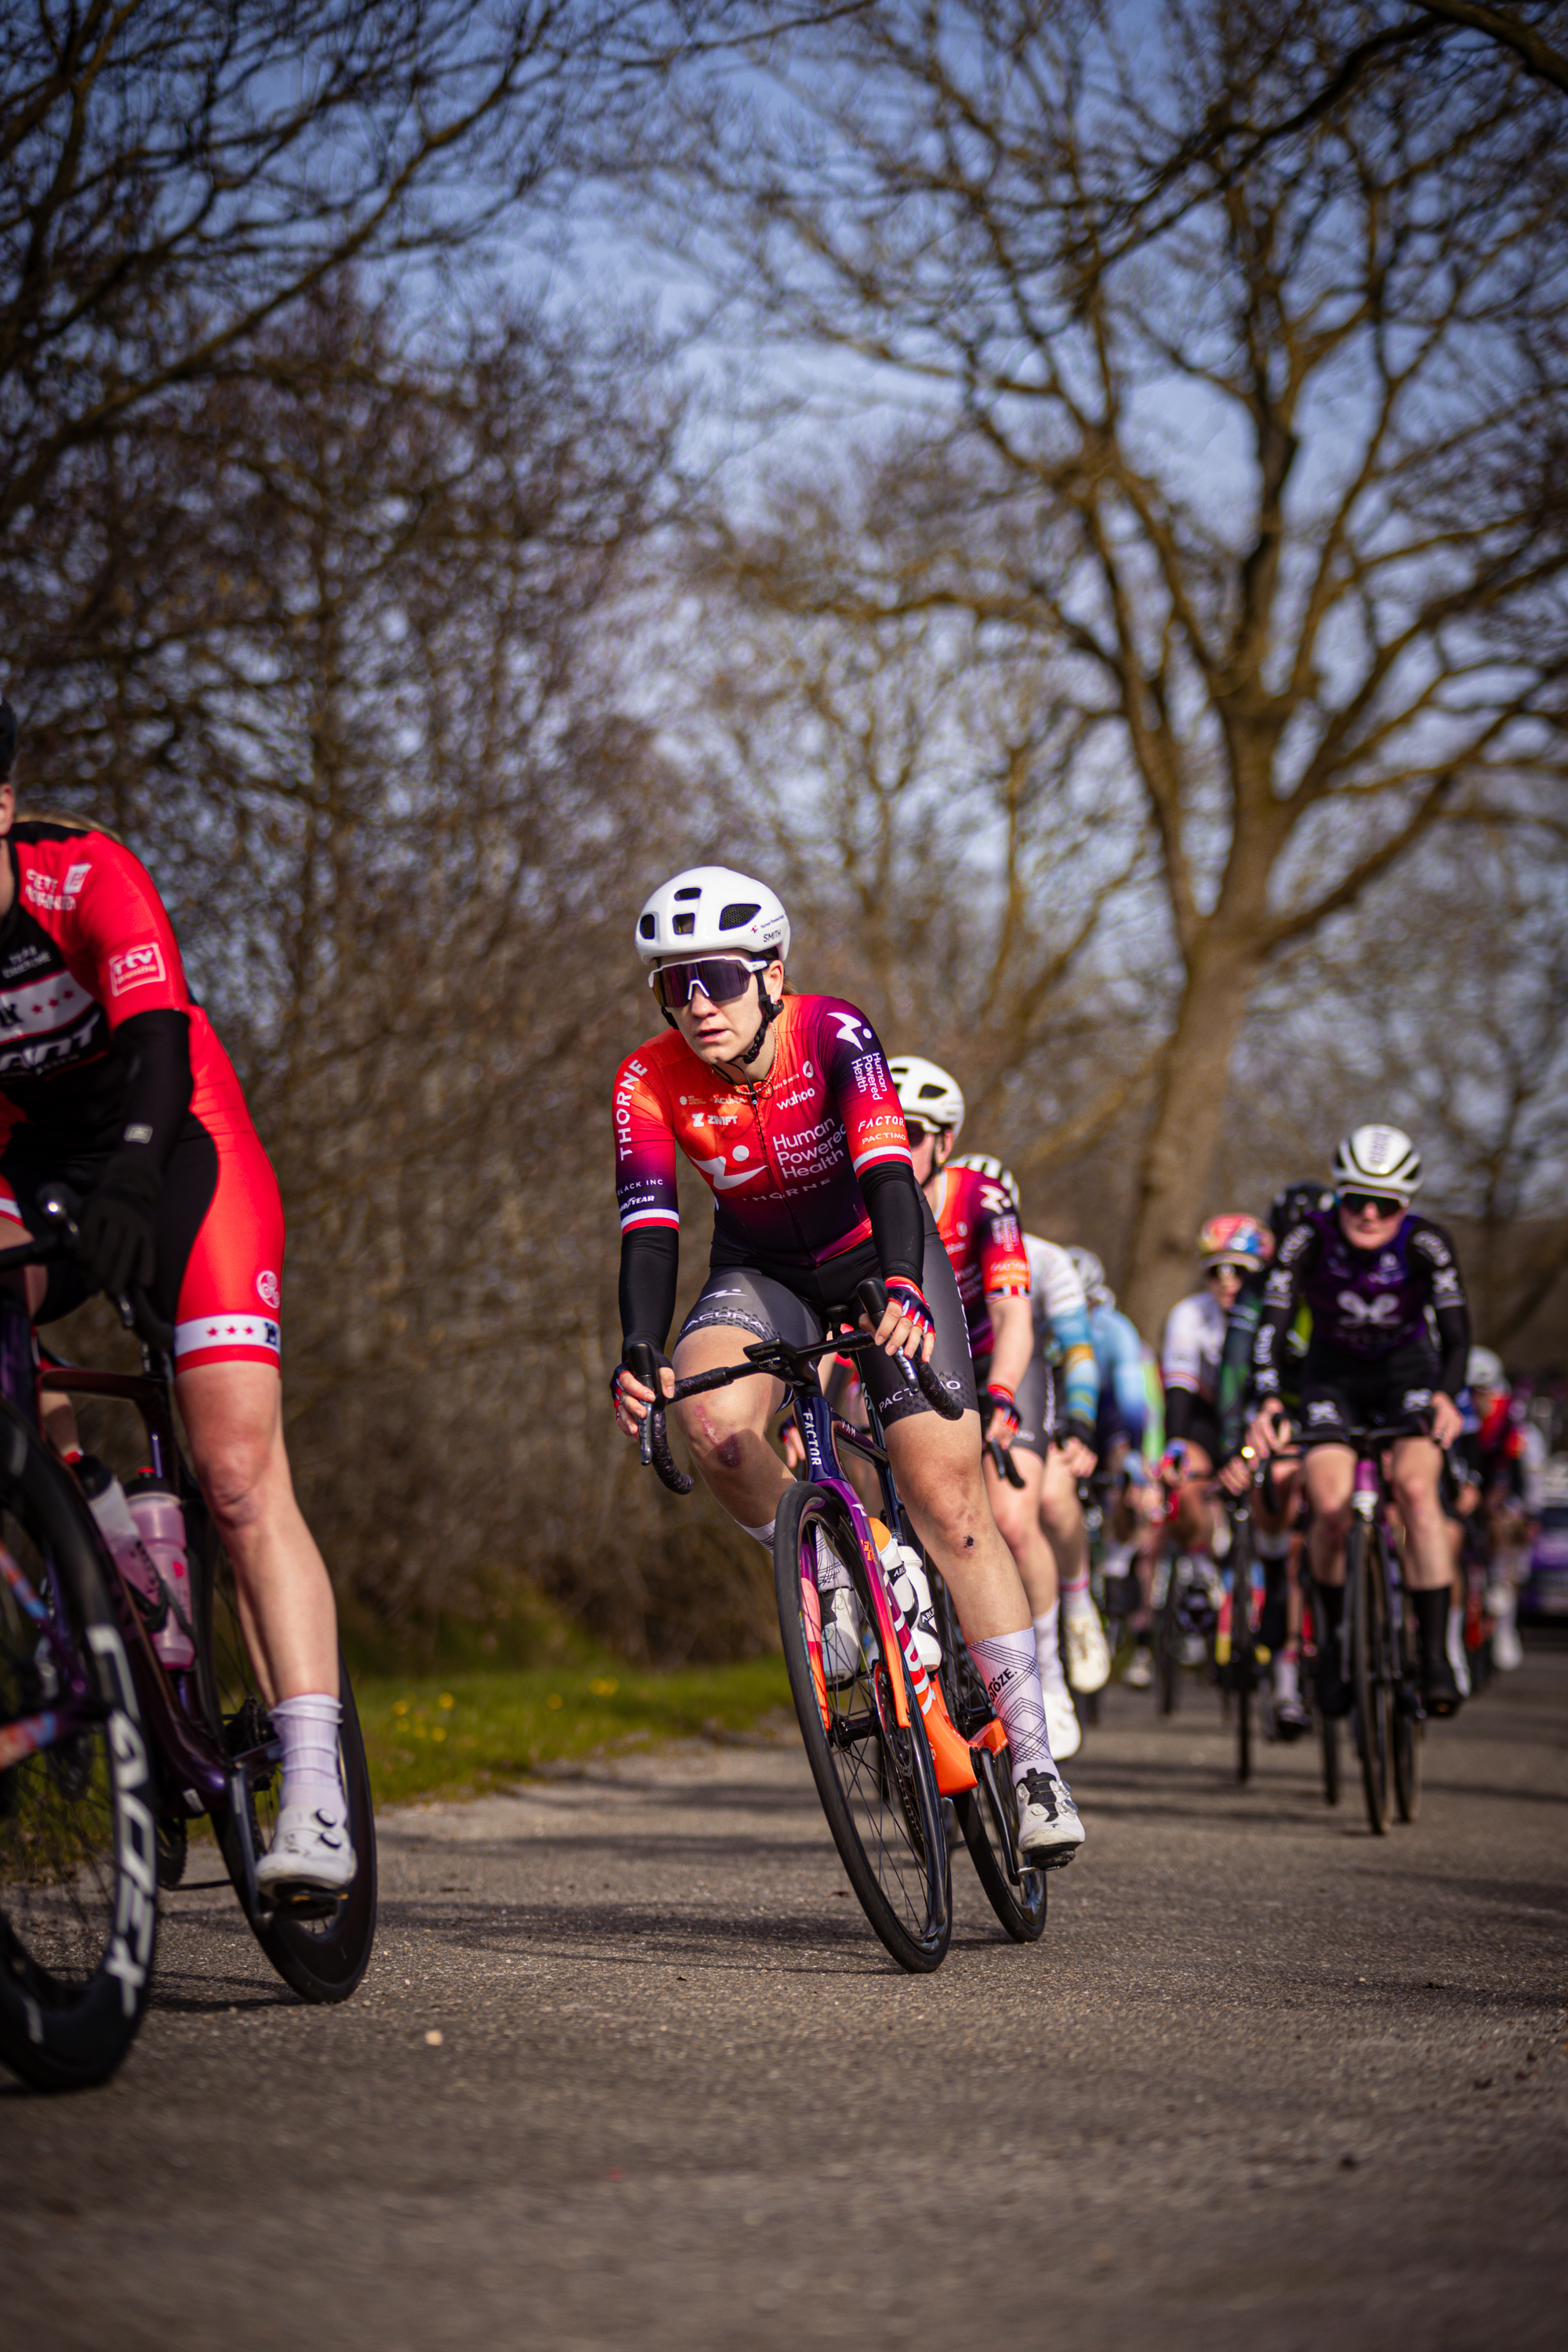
[905,1121,930,1145]
[1344,1192,1399,1217]
[655,956,755,1010]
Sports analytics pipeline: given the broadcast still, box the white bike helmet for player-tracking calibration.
[1467,1345,1504,1394]
[1332,1124,1421,1202]
[887,1056,965,1138]
[634,866,789,965]
[1065,1244,1112,1310]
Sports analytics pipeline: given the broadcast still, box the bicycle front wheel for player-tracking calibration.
[193,1521,377,2002]
[0,1407,157,2089]
[1348,1523,1392,1835]
[774,1483,950,1973]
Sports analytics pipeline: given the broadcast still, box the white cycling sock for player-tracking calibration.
[1062,1579,1095,1616]
[742,1519,777,1551]
[1032,1605,1069,1697]
[272,1694,345,1818]
[967,1628,1054,1780]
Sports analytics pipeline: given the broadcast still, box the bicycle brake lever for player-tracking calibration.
[988,1438,1026,1490]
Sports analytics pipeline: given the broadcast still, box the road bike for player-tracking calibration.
[0,1197,376,2091]
[630,1277,1048,1971]
[1301,1421,1425,1835]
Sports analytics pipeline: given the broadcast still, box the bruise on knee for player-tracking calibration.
[717,1432,746,1472]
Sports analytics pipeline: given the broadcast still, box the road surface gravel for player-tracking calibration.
[5,1640,1566,2350]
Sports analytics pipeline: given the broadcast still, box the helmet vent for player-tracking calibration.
[917,1083,946,1102]
[674,886,702,901]
[672,913,695,935]
[638,914,657,939]
[719,902,760,931]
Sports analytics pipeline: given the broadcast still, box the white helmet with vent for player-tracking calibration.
[887,1056,965,1139]
[1331,1124,1422,1202]
[1466,1346,1504,1394]
[634,867,789,964]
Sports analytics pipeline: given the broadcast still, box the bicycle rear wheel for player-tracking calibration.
[934,1578,1046,1943]
[193,1519,377,2002]
[774,1483,950,1973]
[1156,1550,1182,1717]
[1230,1528,1257,1786]
[1391,1566,1424,1824]
[1348,1523,1391,1835]
[0,1408,156,2089]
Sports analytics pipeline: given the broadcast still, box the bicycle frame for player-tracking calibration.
[789,1374,1007,1800]
[34,1354,278,1918]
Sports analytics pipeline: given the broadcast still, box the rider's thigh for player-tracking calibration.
[886,1406,989,1544]
[176,1359,289,1518]
[1388,1434,1444,1514]
[1304,1442,1356,1513]
[670,1319,784,1441]
[985,1443,1045,1552]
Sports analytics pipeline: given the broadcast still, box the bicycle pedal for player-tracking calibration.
[264,1882,345,1921]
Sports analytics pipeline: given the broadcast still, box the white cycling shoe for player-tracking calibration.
[1044,1685,1081,1762]
[1062,1599,1111,1693]
[1014,1771,1086,1867]
[880,1540,942,1671]
[821,1588,868,1684]
[256,1805,357,1897]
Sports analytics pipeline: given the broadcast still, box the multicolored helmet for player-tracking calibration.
[1196,1213,1272,1271]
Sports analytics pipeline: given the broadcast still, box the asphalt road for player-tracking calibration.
[6,1639,1566,2351]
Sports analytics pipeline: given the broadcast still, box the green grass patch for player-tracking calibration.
[356,1657,792,1808]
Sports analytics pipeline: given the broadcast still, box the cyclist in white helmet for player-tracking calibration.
[610,869,1084,1862]
[1246,1126,1471,1718]
[884,1057,1084,1760]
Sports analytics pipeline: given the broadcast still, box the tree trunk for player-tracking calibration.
[1121,932,1269,1338]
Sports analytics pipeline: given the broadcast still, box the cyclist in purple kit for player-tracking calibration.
[1246,1126,1469,1718]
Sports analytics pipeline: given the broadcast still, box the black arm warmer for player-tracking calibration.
[1164,1384,1196,1445]
[618,1227,680,1353]
[859,1160,926,1287]
[107,1008,193,1181]
[1435,1298,1470,1402]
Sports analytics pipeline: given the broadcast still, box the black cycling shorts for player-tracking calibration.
[971,1348,1054,1461]
[680,1203,978,1430]
[1298,1338,1443,1446]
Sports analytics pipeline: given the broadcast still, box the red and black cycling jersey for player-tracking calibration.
[931,1155,1030,1358]
[0,822,285,1370]
[0,820,224,1162]
[1254,1207,1469,1400]
[613,993,924,1348]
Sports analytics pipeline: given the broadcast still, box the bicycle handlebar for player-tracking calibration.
[0,1186,176,1359]
[626,1276,962,1496]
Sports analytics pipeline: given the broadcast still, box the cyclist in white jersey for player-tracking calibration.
[1025,1234,1112,1699]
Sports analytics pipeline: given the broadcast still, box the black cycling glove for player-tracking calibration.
[76,1155,160,1299]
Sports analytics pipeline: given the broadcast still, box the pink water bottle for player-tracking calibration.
[125,1475,195,1671]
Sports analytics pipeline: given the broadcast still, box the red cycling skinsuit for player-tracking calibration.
[614,993,979,1423]
[929,1154,1053,1456]
[0,822,284,1371]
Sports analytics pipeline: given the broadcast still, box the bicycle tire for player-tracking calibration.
[0,1405,157,2089]
[1391,1557,1424,1824]
[1319,1703,1340,1806]
[1156,1548,1181,1717]
[774,1483,950,1973]
[1230,1524,1257,1787]
[1348,1522,1391,1835]
[933,1577,1046,1943]
[192,1520,377,2002]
